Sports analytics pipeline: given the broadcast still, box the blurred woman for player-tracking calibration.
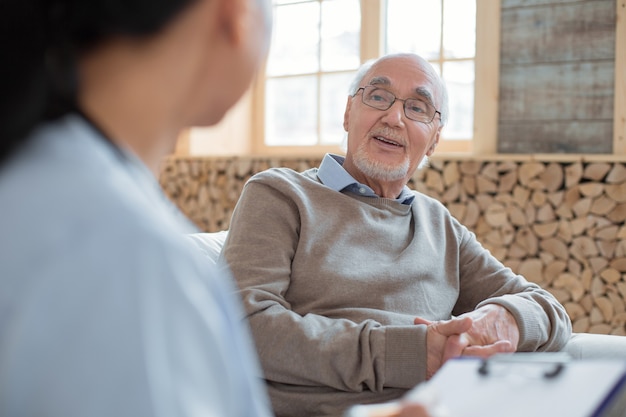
[0,0,273,416]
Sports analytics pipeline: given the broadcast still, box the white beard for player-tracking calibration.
[352,140,410,182]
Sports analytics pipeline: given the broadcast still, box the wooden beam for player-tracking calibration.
[614,0,626,153]
[472,0,501,155]
[359,0,384,61]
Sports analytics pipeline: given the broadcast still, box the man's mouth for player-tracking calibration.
[373,135,403,147]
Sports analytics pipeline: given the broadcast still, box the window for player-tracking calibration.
[261,0,361,153]
[386,0,475,141]
[255,0,497,155]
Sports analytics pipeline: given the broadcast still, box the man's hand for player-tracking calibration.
[456,304,520,356]
[414,304,519,379]
[415,316,472,379]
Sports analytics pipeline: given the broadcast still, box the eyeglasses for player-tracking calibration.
[354,85,441,124]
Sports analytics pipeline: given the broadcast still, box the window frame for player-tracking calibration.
[252,0,499,156]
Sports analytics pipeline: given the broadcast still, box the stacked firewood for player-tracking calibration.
[160,156,626,336]
[159,156,323,232]
[412,159,626,336]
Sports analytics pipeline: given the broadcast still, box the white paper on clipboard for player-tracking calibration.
[424,354,626,417]
[345,353,626,417]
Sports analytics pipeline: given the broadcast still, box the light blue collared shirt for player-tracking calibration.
[0,115,273,417]
[316,153,415,205]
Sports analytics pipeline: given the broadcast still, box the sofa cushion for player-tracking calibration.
[187,231,228,264]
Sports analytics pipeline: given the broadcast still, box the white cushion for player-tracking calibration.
[187,231,228,265]
[562,333,626,359]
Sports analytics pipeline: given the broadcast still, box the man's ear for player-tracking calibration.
[426,127,441,156]
[343,96,352,131]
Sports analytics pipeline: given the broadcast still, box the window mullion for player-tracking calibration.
[360,0,384,62]
[439,0,445,74]
[317,0,323,145]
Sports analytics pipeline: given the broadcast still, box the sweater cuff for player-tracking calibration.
[383,325,427,388]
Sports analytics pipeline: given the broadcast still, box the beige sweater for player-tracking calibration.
[222,167,572,417]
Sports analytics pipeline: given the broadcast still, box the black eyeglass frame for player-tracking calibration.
[353,85,442,124]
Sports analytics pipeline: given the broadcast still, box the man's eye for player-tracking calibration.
[408,101,428,113]
[371,94,386,102]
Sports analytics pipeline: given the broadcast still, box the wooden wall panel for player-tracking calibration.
[498,120,613,153]
[501,1,615,64]
[503,0,587,6]
[498,0,617,153]
[499,62,614,121]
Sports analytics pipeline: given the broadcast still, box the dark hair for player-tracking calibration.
[0,0,196,165]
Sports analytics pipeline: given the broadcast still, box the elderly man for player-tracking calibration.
[221,53,572,417]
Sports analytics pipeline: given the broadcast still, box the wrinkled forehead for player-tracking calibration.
[363,57,441,106]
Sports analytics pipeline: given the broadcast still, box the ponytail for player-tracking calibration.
[0,0,54,165]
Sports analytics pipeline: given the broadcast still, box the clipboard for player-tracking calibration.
[346,353,626,417]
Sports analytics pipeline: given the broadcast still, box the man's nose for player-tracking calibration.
[381,99,405,126]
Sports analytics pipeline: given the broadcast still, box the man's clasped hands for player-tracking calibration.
[416,304,520,379]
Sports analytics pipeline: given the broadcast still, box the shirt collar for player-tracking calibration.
[317,153,415,205]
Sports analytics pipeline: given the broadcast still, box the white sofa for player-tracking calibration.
[189,231,626,360]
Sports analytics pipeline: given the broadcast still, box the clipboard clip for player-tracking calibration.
[477,352,572,380]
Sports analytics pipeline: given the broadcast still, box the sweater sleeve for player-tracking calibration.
[453,222,572,352]
[221,175,428,393]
